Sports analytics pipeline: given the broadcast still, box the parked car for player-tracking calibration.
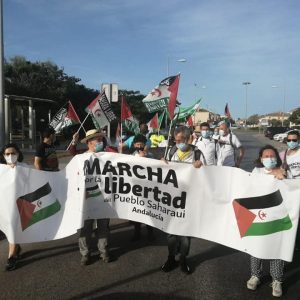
[264,127,290,139]
[273,132,287,142]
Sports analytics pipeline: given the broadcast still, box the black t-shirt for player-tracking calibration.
[35,143,59,171]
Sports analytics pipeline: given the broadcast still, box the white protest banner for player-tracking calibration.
[0,153,299,262]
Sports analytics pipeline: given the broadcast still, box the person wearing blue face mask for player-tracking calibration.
[161,126,202,275]
[129,134,155,242]
[192,122,219,165]
[280,130,300,251]
[247,145,286,297]
[281,130,300,180]
[70,129,111,265]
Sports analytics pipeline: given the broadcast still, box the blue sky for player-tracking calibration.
[4,0,300,118]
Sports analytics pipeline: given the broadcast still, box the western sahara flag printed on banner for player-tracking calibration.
[233,190,292,237]
[16,182,61,231]
[85,185,101,199]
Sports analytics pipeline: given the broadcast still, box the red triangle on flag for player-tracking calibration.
[16,198,36,231]
[87,95,99,111]
[148,113,158,129]
[168,74,180,119]
[67,101,81,123]
[187,115,193,127]
[121,96,133,121]
[232,200,256,237]
[225,103,231,119]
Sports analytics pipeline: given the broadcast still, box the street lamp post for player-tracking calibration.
[0,0,5,146]
[242,82,251,128]
[272,84,286,127]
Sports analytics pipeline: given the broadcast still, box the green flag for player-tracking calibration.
[175,99,201,122]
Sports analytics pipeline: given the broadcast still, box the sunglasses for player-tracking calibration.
[287,139,298,142]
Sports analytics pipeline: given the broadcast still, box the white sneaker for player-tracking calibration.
[271,280,282,297]
[247,276,261,290]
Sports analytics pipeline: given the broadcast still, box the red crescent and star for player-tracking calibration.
[258,210,267,220]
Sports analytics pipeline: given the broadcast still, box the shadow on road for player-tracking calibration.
[84,292,192,300]
[18,242,78,267]
[188,243,237,274]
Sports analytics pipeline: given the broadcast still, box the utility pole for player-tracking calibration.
[0,0,5,146]
[242,82,251,128]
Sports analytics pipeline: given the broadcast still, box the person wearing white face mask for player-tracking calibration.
[193,122,219,165]
[1,143,28,271]
[70,129,111,265]
[217,121,245,167]
[247,145,286,298]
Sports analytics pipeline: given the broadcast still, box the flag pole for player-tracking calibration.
[157,112,160,136]
[66,112,90,151]
[158,110,165,136]
[120,122,123,154]
[163,108,180,160]
[119,94,124,154]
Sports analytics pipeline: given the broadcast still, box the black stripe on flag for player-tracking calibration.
[234,190,283,209]
[86,185,99,192]
[19,182,52,203]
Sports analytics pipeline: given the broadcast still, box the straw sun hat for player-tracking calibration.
[80,129,104,143]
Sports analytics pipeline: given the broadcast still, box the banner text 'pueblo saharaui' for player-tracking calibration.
[0,153,299,262]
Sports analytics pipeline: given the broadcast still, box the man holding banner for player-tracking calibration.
[71,129,111,265]
[161,126,202,274]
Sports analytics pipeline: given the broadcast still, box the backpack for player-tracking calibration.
[167,144,203,162]
[195,136,218,160]
[282,149,289,172]
[219,132,236,162]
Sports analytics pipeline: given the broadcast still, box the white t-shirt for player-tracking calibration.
[281,148,300,179]
[193,137,219,166]
[217,133,242,167]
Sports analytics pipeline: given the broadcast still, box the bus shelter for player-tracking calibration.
[3,94,57,149]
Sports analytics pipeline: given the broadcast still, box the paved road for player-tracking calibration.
[0,131,299,300]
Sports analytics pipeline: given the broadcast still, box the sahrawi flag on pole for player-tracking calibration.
[186,115,193,127]
[50,101,80,133]
[16,182,61,231]
[233,190,292,237]
[225,103,231,119]
[121,96,139,134]
[143,74,180,119]
[86,91,117,128]
[147,113,159,131]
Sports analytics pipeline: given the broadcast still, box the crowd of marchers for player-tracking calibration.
[1,121,300,298]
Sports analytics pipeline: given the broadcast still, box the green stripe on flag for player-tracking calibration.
[27,199,61,228]
[86,191,102,199]
[244,215,292,236]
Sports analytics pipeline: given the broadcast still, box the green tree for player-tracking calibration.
[270,119,281,127]
[247,114,259,125]
[4,56,100,106]
[289,108,300,125]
